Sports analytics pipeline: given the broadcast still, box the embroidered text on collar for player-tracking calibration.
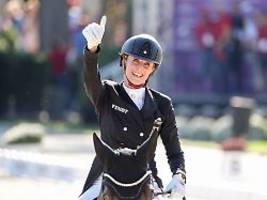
[112,104,128,114]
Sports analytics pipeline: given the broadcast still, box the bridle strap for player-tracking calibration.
[103,170,152,187]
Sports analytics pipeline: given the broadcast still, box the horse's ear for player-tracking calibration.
[136,131,158,162]
[93,133,104,161]
[93,133,115,164]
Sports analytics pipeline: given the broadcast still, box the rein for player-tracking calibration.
[103,170,152,187]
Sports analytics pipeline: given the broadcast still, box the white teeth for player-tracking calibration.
[133,72,142,77]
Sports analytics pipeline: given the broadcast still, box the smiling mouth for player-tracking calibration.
[133,72,143,78]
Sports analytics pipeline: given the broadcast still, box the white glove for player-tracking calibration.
[82,15,107,49]
[164,174,185,199]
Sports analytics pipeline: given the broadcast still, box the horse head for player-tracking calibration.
[93,119,161,200]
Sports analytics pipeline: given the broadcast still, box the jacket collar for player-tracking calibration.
[116,83,162,130]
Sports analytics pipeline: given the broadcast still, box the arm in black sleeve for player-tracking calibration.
[160,100,185,174]
[83,46,105,111]
[149,156,163,188]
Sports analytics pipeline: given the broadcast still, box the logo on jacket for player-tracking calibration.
[112,104,128,114]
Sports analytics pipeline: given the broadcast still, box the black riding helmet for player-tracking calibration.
[119,34,163,66]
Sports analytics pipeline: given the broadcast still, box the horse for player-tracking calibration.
[93,119,163,200]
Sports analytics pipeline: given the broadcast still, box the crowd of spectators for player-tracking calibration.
[0,0,90,119]
[193,2,267,96]
[0,0,129,120]
[2,0,267,119]
[0,0,39,53]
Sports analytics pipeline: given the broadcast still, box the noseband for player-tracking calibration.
[103,170,152,187]
[102,171,152,200]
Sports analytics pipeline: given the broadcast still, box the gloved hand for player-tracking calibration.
[82,15,107,50]
[164,174,185,199]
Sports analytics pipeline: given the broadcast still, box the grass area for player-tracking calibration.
[182,139,267,154]
[247,141,267,154]
[45,121,97,132]
[0,120,99,134]
[2,121,267,154]
[182,139,220,149]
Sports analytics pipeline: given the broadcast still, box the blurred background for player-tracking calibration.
[0,0,267,200]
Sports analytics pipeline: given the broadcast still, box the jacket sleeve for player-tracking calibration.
[83,47,105,111]
[159,100,185,174]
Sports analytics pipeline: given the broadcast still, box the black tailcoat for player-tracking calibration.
[81,48,185,194]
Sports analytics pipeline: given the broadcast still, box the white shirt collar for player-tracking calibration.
[123,83,146,110]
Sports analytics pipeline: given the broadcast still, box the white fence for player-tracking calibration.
[0,148,84,182]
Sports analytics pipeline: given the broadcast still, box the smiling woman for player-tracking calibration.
[123,55,156,89]
[79,16,186,200]
[119,34,162,89]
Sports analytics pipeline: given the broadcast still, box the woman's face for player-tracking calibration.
[123,55,155,88]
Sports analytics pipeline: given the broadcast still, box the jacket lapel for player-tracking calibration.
[116,83,139,110]
[115,83,145,129]
[141,89,157,120]
[115,84,162,133]
[141,88,163,133]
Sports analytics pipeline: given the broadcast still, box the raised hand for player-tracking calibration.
[82,15,107,50]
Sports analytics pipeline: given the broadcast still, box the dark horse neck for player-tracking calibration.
[97,183,153,200]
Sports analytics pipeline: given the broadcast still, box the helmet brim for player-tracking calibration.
[121,52,161,65]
